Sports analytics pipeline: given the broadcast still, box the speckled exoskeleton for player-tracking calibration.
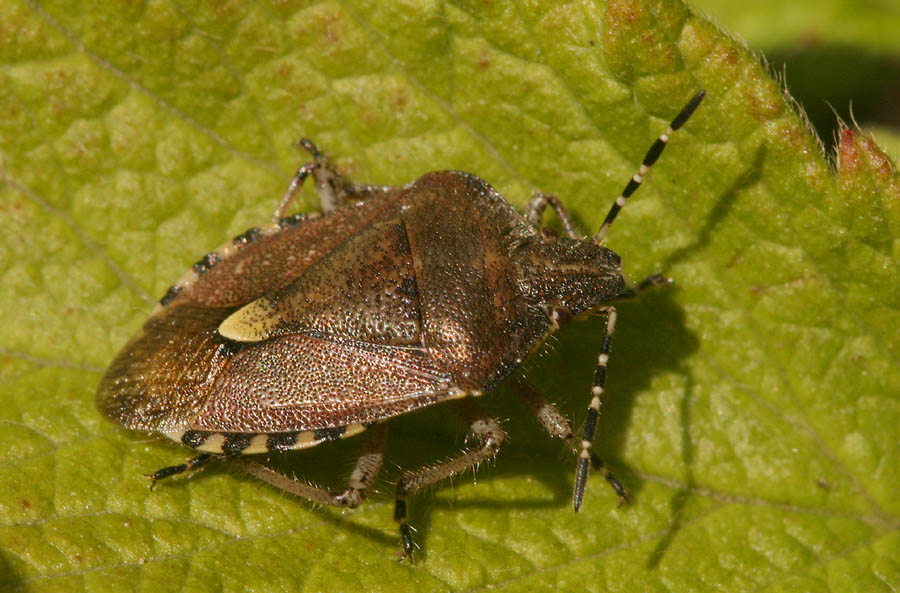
[98,91,705,558]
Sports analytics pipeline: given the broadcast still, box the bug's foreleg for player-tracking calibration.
[512,378,627,507]
[278,139,394,216]
[394,399,506,559]
[273,149,320,221]
[574,306,628,511]
[233,423,388,508]
[614,273,673,300]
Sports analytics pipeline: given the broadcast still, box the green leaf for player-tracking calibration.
[690,0,900,54]
[1,1,897,592]
[691,0,900,165]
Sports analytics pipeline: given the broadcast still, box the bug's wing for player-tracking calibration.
[190,333,457,433]
[218,216,423,347]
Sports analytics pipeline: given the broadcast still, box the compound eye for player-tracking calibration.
[607,250,622,267]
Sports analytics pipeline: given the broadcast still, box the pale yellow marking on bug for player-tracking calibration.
[219,296,281,342]
[198,433,226,453]
[343,423,366,439]
[285,424,368,451]
[244,434,271,454]
[294,431,317,447]
[163,428,186,445]
[446,387,471,401]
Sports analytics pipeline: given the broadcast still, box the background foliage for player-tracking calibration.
[1,0,897,591]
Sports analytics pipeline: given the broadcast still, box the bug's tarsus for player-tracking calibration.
[276,137,343,218]
[297,137,323,160]
[591,456,628,505]
[594,90,705,243]
[636,273,673,291]
[616,273,674,300]
[271,137,328,220]
[393,399,506,559]
[147,452,214,489]
[394,488,414,560]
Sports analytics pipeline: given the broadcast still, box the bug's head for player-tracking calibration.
[515,234,627,320]
[517,89,706,321]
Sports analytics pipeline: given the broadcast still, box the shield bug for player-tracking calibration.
[97,90,705,557]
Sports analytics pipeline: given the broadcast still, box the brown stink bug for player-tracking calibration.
[97,90,705,557]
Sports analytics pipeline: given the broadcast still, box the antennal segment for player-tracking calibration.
[594,90,705,243]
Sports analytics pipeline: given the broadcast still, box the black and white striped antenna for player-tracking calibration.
[594,90,706,243]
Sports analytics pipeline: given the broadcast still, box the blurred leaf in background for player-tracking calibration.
[693,0,900,159]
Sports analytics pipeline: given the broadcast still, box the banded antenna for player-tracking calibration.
[594,90,706,244]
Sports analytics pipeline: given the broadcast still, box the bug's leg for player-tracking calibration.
[574,305,626,512]
[233,423,388,509]
[146,453,214,489]
[511,378,628,505]
[394,399,506,559]
[277,139,394,218]
[615,273,674,300]
[511,376,575,442]
[636,273,672,291]
[274,141,320,220]
[526,192,581,239]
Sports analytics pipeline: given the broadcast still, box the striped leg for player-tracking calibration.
[147,453,214,489]
[233,422,388,508]
[574,306,625,512]
[394,399,506,559]
[526,192,581,238]
[594,90,705,243]
[614,273,674,300]
[512,378,627,508]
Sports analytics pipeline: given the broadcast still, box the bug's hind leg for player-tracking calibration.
[275,139,394,219]
[511,377,575,442]
[233,422,388,509]
[147,453,214,489]
[511,378,627,505]
[394,399,507,559]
